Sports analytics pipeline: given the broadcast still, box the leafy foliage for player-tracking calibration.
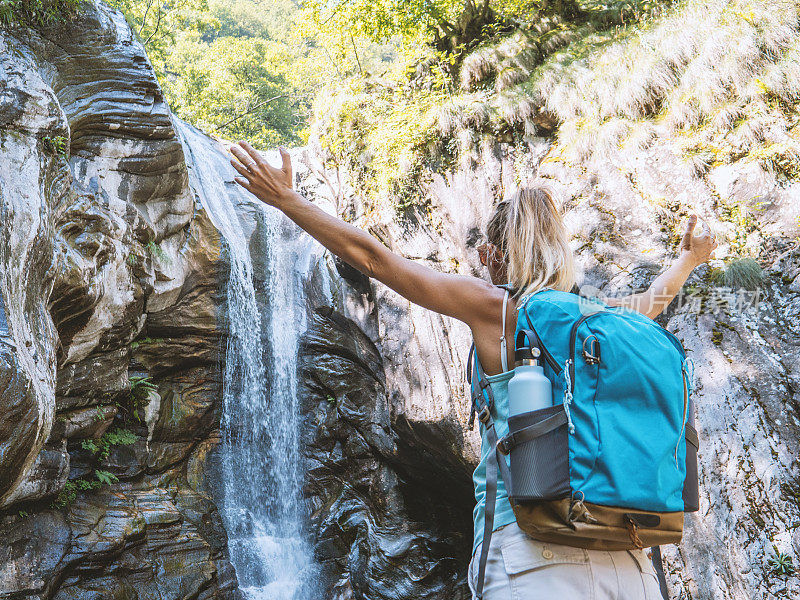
[314,0,800,213]
[166,35,304,146]
[302,0,583,55]
[42,135,68,157]
[129,375,158,422]
[110,0,328,147]
[0,0,82,28]
[94,470,120,486]
[51,470,121,509]
[81,427,138,461]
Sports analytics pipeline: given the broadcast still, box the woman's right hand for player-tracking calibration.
[230,141,295,207]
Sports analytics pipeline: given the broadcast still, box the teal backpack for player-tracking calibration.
[469,289,699,599]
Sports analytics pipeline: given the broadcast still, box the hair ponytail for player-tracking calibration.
[493,187,575,299]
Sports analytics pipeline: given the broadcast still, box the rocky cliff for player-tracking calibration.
[0,3,237,597]
[1,1,799,600]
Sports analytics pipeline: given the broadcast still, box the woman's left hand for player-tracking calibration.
[230,141,294,207]
[680,214,718,266]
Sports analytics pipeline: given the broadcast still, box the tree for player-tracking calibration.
[302,0,583,55]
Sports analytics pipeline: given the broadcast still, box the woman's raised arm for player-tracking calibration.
[606,215,718,319]
[230,141,500,327]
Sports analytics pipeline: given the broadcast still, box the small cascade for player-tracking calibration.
[176,121,320,600]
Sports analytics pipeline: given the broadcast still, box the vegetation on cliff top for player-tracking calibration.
[0,0,83,27]
[312,0,800,216]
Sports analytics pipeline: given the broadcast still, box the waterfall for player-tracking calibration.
[175,121,320,600]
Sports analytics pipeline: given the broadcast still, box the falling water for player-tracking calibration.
[176,121,319,600]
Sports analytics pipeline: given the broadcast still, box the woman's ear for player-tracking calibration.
[477,243,489,266]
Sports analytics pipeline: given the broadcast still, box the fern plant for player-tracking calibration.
[80,427,137,461]
[94,470,119,486]
[129,376,158,422]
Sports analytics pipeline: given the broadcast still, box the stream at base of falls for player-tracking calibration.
[177,121,322,600]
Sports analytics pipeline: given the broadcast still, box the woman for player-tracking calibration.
[230,142,717,599]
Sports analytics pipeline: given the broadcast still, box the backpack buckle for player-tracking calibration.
[477,405,491,425]
[497,436,511,455]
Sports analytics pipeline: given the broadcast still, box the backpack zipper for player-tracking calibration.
[568,311,605,391]
[675,361,691,465]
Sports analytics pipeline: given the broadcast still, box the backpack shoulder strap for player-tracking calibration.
[468,346,513,600]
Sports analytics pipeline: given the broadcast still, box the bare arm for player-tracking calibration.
[229,142,499,327]
[606,215,717,319]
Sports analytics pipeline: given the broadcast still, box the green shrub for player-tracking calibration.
[0,0,83,28]
[710,257,766,291]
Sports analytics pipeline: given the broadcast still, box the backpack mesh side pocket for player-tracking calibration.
[505,404,571,502]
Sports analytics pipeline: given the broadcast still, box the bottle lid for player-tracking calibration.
[515,345,540,365]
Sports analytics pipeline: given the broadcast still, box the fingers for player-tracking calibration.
[279,146,292,179]
[686,214,698,234]
[230,145,258,171]
[234,176,255,193]
[230,158,254,179]
[239,141,268,168]
[680,214,698,248]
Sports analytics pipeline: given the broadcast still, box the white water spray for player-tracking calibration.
[176,121,320,600]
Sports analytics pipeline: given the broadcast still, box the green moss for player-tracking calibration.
[145,240,171,265]
[130,337,165,351]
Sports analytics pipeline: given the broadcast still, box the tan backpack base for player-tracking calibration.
[511,497,684,551]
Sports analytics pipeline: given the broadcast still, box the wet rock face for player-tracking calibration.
[0,3,236,598]
[299,306,473,600]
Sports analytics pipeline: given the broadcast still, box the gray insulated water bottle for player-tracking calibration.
[508,330,552,416]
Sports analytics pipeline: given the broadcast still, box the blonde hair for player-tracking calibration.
[486,187,575,299]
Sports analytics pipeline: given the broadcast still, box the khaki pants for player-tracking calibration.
[468,522,664,600]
